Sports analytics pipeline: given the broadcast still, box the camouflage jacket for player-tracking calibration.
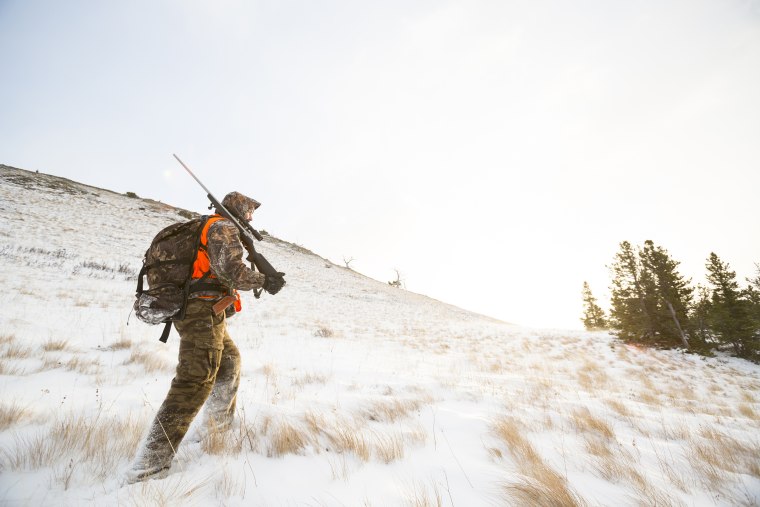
[194,218,266,295]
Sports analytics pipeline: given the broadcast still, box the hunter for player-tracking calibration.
[128,191,285,483]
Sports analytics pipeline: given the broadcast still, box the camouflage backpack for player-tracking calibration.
[134,216,210,342]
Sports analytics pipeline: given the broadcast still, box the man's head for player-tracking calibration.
[219,191,261,222]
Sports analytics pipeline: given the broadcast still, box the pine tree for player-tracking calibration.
[690,285,712,348]
[609,241,656,342]
[705,253,757,359]
[746,263,760,329]
[581,281,608,330]
[638,240,692,349]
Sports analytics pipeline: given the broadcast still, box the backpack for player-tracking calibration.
[133,216,210,342]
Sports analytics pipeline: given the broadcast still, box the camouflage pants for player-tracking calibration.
[137,298,241,470]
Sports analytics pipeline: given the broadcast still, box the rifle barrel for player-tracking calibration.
[173,154,216,198]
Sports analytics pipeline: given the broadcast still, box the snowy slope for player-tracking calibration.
[0,165,758,506]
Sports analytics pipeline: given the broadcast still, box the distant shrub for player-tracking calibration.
[125,191,139,198]
[177,209,194,219]
[314,326,334,338]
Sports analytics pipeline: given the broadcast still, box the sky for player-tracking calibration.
[1,0,759,329]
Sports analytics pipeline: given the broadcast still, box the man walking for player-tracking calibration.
[128,191,285,482]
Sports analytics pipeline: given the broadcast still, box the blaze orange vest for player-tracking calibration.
[192,215,225,281]
[191,215,242,312]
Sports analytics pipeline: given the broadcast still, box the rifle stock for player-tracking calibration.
[212,295,238,315]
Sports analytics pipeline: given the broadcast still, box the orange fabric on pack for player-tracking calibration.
[192,215,226,280]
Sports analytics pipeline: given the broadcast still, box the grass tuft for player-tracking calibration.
[42,338,70,352]
[0,401,32,431]
[494,417,588,506]
[65,356,101,375]
[326,426,371,462]
[372,432,405,463]
[125,349,172,373]
[2,342,32,359]
[108,337,132,351]
[268,419,308,457]
[570,407,614,439]
[1,412,145,480]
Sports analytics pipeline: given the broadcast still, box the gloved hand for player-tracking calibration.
[263,272,286,295]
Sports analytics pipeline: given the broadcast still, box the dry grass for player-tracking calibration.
[373,432,405,463]
[214,467,246,499]
[649,440,689,493]
[493,417,587,506]
[577,360,609,391]
[304,411,326,437]
[688,426,760,486]
[583,437,684,506]
[0,361,27,375]
[108,337,132,351]
[404,423,428,447]
[636,389,660,405]
[303,410,414,463]
[313,325,335,338]
[570,407,614,439]
[738,403,758,420]
[134,474,213,504]
[364,397,428,423]
[261,362,277,381]
[125,349,173,373]
[65,356,102,375]
[42,338,70,352]
[268,419,308,457]
[326,426,371,462]
[404,480,443,507]
[636,370,657,391]
[656,420,690,441]
[201,425,237,456]
[504,476,588,507]
[327,454,352,481]
[1,412,145,481]
[584,435,612,458]
[0,333,15,345]
[593,451,642,484]
[0,401,33,431]
[2,342,33,359]
[40,355,63,371]
[605,398,632,417]
[291,372,329,389]
[632,481,687,507]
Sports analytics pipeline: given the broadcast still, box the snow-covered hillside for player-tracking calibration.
[1,165,758,506]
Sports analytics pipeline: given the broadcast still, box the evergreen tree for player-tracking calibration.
[609,241,656,342]
[746,263,760,329]
[705,253,757,359]
[581,281,608,330]
[690,285,712,349]
[639,240,692,348]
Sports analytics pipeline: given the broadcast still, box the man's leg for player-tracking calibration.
[204,328,241,432]
[130,300,224,478]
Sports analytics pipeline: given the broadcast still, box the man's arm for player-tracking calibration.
[206,220,266,291]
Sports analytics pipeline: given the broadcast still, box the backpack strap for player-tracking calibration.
[159,321,172,343]
[136,262,148,297]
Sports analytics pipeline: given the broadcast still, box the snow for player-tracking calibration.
[1,165,759,506]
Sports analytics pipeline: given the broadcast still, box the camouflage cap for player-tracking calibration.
[219,191,261,219]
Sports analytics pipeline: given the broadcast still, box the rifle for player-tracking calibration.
[173,154,285,300]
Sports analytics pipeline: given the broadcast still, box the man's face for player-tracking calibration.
[245,208,253,222]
